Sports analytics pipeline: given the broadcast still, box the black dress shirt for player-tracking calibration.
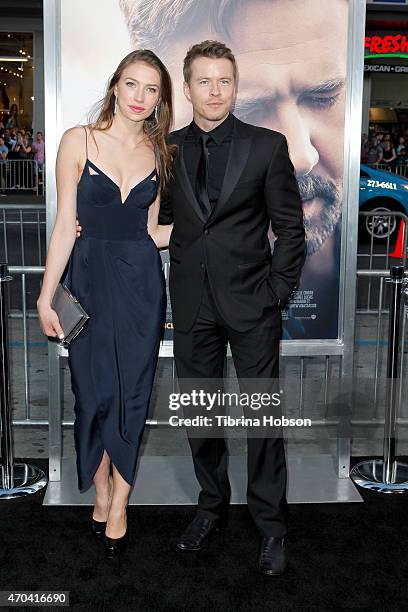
[184,113,233,208]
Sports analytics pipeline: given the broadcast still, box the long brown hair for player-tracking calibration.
[88,49,176,194]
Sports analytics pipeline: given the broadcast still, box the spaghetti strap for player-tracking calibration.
[83,125,88,159]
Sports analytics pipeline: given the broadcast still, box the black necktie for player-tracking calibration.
[196,133,212,218]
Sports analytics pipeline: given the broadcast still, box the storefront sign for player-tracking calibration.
[364,63,408,72]
[365,35,408,58]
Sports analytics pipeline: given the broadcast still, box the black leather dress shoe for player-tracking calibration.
[258,537,286,576]
[177,516,217,551]
[104,532,128,558]
[91,518,106,540]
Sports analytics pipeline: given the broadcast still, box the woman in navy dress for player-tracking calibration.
[37,50,174,556]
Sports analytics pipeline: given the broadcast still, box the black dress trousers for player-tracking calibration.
[174,275,288,538]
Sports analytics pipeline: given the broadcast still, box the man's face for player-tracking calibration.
[183,57,236,127]
[229,0,347,255]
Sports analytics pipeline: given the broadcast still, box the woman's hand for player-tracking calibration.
[147,195,173,248]
[76,218,82,238]
[37,299,65,340]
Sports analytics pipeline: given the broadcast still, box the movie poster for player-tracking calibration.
[60,0,350,342]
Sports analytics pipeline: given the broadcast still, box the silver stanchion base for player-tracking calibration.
[0,463,48,499]
[350,459,408,494]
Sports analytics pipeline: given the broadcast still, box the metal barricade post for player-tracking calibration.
[351,265,408,493]
[0,262,48,499]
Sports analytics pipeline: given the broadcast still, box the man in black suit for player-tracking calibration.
[159,41,306,576]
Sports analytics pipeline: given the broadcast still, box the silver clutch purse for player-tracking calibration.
[51,283,90,345]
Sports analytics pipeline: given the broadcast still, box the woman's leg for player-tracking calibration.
[92,450,112,521]
[105,465,131,538]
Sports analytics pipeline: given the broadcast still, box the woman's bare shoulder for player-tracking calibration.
[59,125,89,148]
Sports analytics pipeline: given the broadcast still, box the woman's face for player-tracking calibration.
[114,61,161,125]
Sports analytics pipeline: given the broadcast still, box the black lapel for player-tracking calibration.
[173,127,206,224]
[209,117,252,221]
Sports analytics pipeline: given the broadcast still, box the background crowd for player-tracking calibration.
[0,125,45,167]
[361,130,408,174]
[0,111,45,194]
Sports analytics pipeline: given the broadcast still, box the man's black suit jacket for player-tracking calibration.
[159,115,306,333]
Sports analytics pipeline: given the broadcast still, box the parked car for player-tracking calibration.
[359,164,408,241]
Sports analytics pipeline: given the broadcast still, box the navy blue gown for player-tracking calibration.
[66,138,166,492]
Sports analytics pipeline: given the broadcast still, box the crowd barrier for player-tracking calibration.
[0,261,48,498]
[365,163,407,178]
[0,160,45,196]
[351,265,408,492]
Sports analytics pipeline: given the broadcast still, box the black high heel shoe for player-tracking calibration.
[91,518,107,540]
[104,509,128,558]
[104,531,128,558]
